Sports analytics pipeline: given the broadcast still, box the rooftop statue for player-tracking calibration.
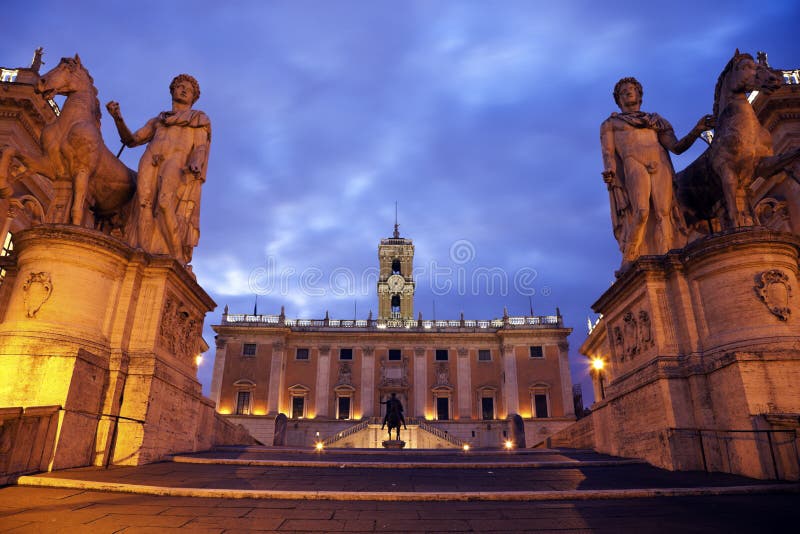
[0,55,136,230]
[600,78,713,268]
[107,74,211,265]
[676,50,798,230]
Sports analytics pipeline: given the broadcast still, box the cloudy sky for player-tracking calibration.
[4,1,798,403]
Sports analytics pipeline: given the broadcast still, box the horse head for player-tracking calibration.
[754,62,783,96]
[35,54,92,100]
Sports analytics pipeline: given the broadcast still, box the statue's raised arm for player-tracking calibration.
[108,74,211,264]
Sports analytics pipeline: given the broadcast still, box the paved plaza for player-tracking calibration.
[1,448,798,532]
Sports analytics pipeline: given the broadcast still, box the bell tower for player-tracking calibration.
[377,218,415,321]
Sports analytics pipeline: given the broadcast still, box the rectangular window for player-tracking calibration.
[435,349,449,361]
[291,396,305,419]
[242,343,257,357]
[235,391,251,415]
[296,348,309,360]
[534,394,549,418]
[338,396,351,419]
[436,397,450,420]
[478,349,491,361]
[339,348,353,360]
[481,397,494,420]
[529,345,544,358]
[388,349,402,361]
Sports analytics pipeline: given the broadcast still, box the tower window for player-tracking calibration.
[391,294,401,316]
[391,259,401,275]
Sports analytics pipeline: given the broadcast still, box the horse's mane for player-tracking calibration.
[63,58,102,126]
[712,52,753,117]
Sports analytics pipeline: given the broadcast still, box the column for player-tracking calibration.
[315,345,331,417]
[501,344,519,417]
[413,346,427,417]
[558,341,575,417]
[209,337,227,408]
[361,346,375,417]
[456,347,471,418]
[266,341,285,414]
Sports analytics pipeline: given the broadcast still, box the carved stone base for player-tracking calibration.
[382,439,406,449]
[0,224,251,471]
[581,228,800,480]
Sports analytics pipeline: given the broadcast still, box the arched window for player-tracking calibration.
[391,294,401,316]
[391,259,401,275]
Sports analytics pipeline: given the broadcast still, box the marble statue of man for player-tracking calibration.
[600,77,713,268]
[106,74,210,264]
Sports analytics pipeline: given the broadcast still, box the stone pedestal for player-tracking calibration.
[582,229,800,480]
[0,224,249,470]
[382,439,406,449]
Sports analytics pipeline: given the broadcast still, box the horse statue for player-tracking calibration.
[381,394,406,441]
[385,407,402,441]
[676,50,797,230]
[0,55,136,231]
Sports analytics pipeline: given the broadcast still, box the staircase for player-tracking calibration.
[322,418,463,448]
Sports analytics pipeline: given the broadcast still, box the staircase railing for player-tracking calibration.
[416,420,465,447]
[321,420,370,446]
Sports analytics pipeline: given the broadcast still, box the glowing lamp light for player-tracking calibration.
[195,354,203,366]
[219,408,231,415]
[592,358,605,371]
[504,440,514,450]
[462,444,470,452]
[315,441,324,451]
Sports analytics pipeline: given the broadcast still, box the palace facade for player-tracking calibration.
[211,226,576,448]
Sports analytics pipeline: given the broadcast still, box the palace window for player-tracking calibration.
[291,396,305,419]
[288,384,310,419]
[435,349,449,361]
[339,348,353,360]
[477,385,497,420]
[235,391,251,415]
[242,343,257,357]
[529,345,544,358]
[388,349,402,361]
[0,69,18,83]
[1,232,12,256]
[296,348,309,360]
[530,383,551,418]
[334,385,355,420]
[432,385,453,420]
[478,349,491,361]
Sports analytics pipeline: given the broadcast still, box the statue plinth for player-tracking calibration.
[582,228,800,479]
[0,224,244,469]
[382,439,406,449]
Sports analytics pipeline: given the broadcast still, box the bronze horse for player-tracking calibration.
[0,55,135,230]
[676,50,795,230]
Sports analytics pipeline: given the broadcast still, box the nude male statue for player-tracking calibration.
[106,74,210,264]
[600,77,713,267]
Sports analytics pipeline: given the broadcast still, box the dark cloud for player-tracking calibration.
[4,0,798,404]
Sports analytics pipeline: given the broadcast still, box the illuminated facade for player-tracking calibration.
[211,229,576,448]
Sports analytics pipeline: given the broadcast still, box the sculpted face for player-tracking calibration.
[617,82,642,113]
[171,80,195,105]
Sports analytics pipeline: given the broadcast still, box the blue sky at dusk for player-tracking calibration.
[4,1,798,404]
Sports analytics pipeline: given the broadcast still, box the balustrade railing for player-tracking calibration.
[222,313,562,330]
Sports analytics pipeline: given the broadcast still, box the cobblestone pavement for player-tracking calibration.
[0,486,797,532]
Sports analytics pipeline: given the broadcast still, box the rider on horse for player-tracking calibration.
[380,393,407,430]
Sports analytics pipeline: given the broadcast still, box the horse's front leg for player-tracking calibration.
[0,146,53,197]
[718,167,741,228]
[71,168,90,226]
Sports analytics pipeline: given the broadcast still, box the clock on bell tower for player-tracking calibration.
[377,221,415,321]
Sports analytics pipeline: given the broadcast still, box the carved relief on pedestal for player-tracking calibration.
[158,292,203,364]
[612,307,655,362]
[755,198,791,232]
[22,271,51,318]
[754,269,792,321]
